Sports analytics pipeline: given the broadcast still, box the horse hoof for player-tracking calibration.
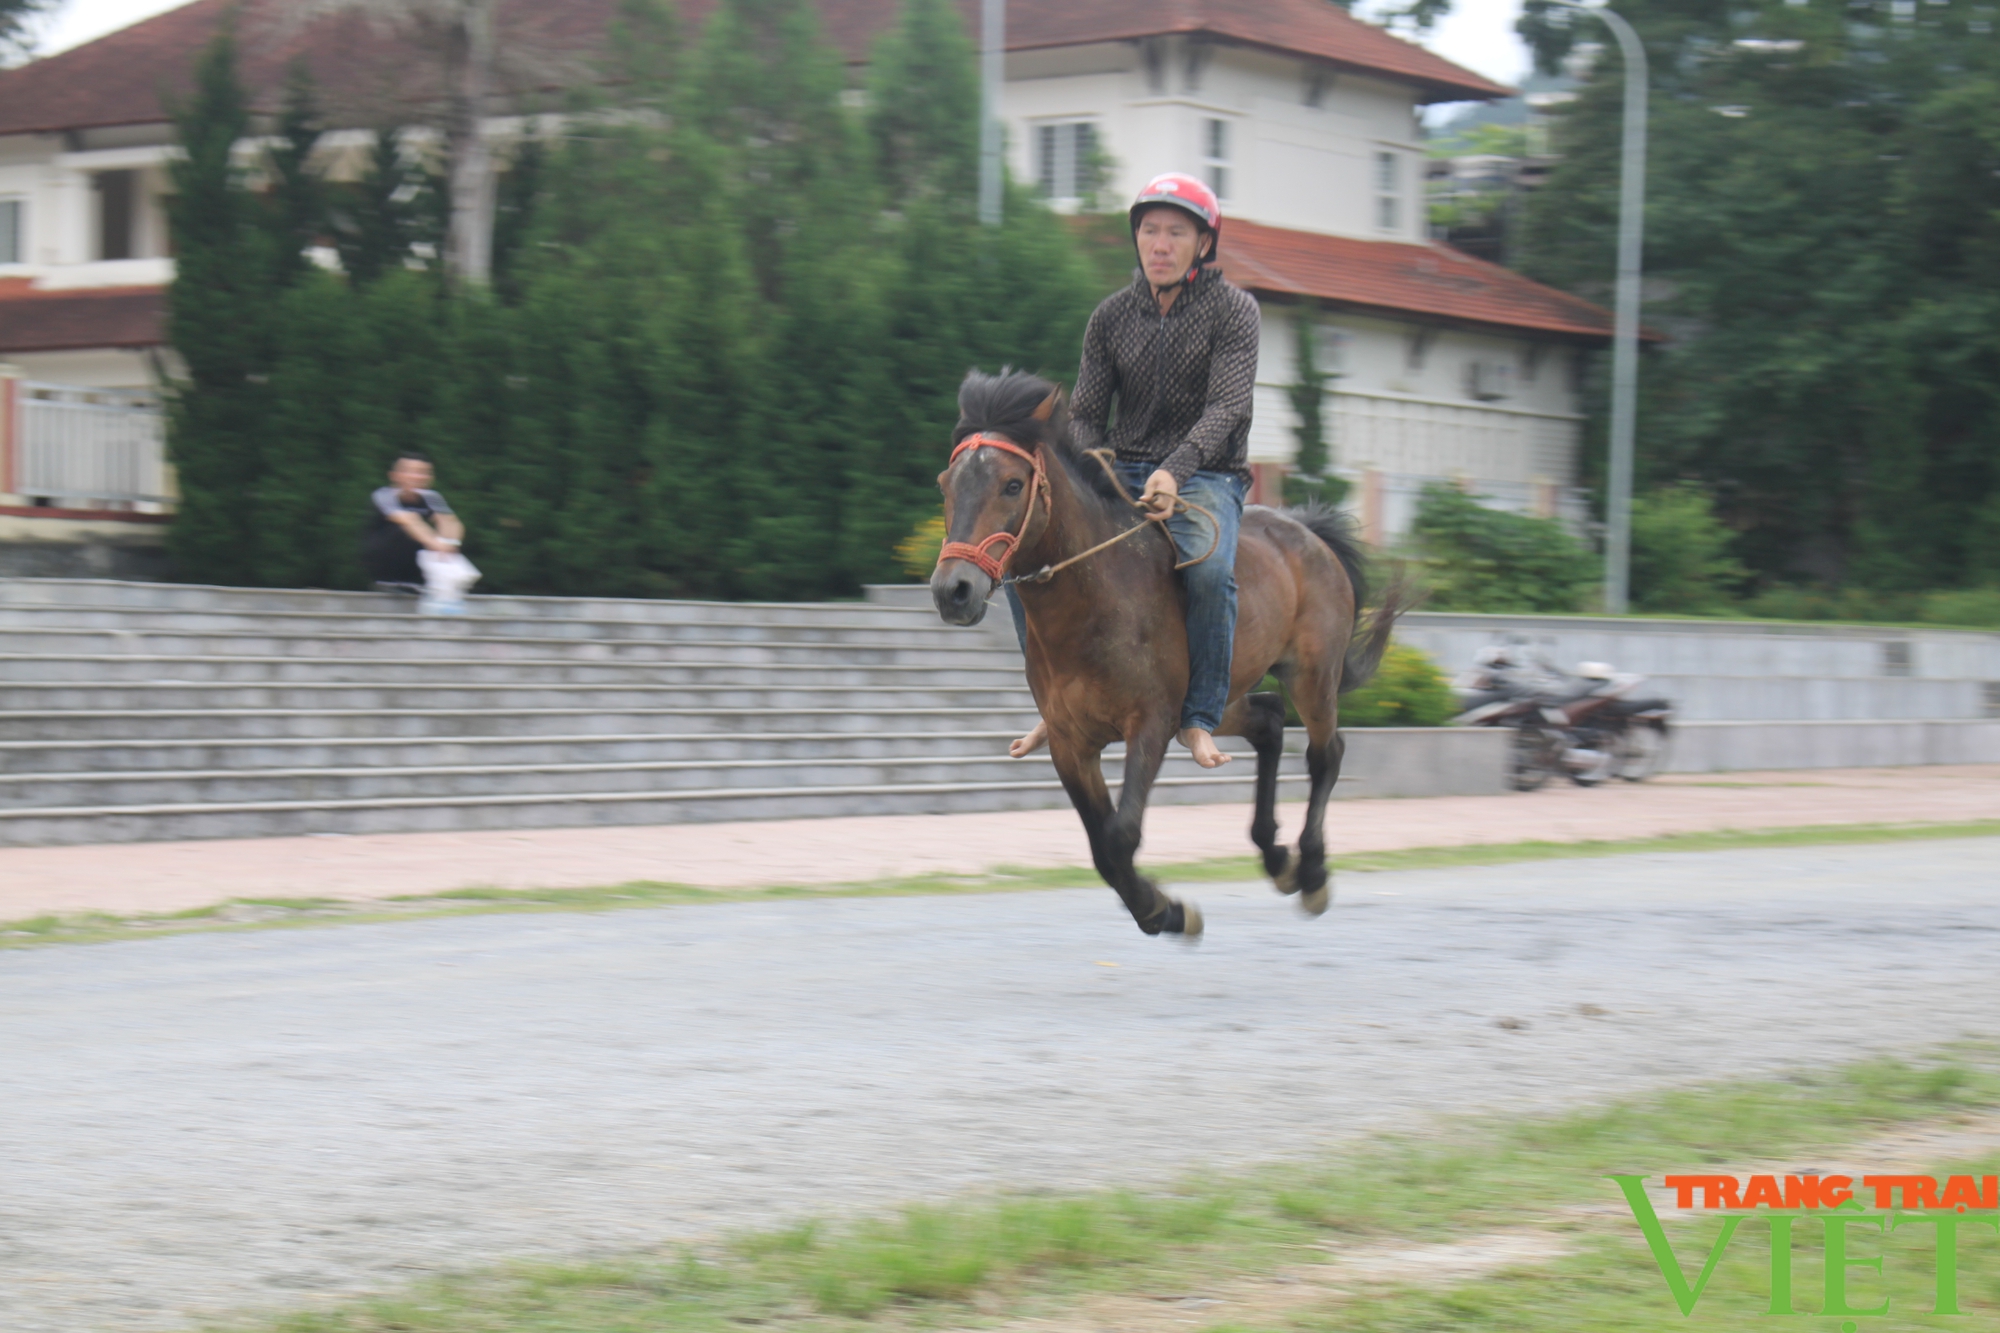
[1176,900,1204,939]
[1299,884,1331,917]
[1272,856,1298,896]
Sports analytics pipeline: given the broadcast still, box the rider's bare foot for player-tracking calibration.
[1009,719,1049,758]
[1180,727,1232,768]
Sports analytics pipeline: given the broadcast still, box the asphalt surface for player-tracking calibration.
[3,839,1996,1331]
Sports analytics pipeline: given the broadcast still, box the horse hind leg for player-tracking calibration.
[1287,662,1346,918]
[1231,690,1295,892]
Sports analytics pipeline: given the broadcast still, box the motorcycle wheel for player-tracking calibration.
[1614,722,1670,782]
[1508,725,1558,792]
[1568,748,1616,786]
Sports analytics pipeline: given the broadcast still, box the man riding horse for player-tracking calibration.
[932,175,1396,938]
[1008,172,1258,772]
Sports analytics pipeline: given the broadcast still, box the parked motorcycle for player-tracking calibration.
[1452,642,1674,790]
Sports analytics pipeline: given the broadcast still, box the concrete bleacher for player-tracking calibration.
[0,578,1504,846]
[3,579,1993,848]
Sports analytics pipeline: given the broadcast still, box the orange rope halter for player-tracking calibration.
[936,437,1223,591]
[935,433,1050,583]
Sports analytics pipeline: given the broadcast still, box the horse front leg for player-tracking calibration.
[1049,731,1199,938]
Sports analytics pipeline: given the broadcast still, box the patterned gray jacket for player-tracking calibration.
[1069,267,1261,487]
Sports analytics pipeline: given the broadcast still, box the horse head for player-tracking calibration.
[930,375,1061,626]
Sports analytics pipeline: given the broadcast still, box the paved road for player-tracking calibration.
[3,841,1996,1331]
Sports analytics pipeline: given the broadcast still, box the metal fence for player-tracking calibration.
[14,382,172,506]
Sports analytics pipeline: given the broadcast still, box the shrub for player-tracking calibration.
[1406,483,1599,613]
[897,511,946,580]
[1339,642,1457,727]
[1629,484,1748,614]
[1740,584,1921,624]
[1919,588,2000,628]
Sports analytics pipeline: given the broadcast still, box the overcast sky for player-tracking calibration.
[29,0,1535,95]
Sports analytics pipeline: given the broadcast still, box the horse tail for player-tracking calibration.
[1282,502,1416,695]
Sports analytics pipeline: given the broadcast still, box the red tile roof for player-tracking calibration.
[984,0,1509,101]
[0,285,168,354]
[0,231,1628,357]
[0,0,1505,137]
[1219,218,1640,343]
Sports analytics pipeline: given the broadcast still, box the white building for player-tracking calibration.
[0,0,1623,560]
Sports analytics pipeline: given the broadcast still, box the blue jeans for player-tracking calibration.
[1008,464,1246,733]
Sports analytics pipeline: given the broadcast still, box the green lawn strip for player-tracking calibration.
[8,818,2000,951]
[1264,1148,2000,1332]
[203,1050,2000,1332]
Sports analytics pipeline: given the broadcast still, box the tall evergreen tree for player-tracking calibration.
[867,0,978,206]
[330,128,417,287]
[1282,308,1346,506]
[164,25,277,583]
[851,0,1101,583]
[265,62,324,288]
[161,0,1111,598]
[682,0,888,598]
[1517,0,2000,591]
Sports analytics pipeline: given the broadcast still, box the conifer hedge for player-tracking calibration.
[164,0,1102,599]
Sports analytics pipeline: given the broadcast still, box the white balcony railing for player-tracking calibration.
[15,382,172,506]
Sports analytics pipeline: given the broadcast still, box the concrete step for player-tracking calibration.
[0,745,1300,810]
[0,626,1020,667]
[0,704,1044,742]
[0,653,1026,688]
[0,604,1002,647]
[3,672,1983,721]
[0,577,947,627]
[0,770,1297,846]
[0,730,1042,773]
[0,725,1509,846]
[0,681,1035,713]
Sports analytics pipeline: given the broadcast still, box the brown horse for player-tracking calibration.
[930,371,1400,938]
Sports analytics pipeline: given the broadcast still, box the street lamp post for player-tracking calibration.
[1554,1,1647,615]
[979,0,1004,227]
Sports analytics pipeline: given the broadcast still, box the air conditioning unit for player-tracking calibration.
[1465,360,1514,402]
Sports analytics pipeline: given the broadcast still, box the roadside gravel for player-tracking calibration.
[1,839,1995,1331]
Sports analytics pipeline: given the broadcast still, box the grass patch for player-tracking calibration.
[1324,818,2000,874]
[7,818,1998,952]
[199,1047,2000,1331]
[1281,1150,2000,1331]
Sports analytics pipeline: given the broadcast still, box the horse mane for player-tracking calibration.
[955,369,1129,514]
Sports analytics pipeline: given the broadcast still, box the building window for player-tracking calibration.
[96,169,136,260]
[1374,151,1400,232]
[1036,120,1099,202]
[0,199,22,264]
[1204,118,1231,200]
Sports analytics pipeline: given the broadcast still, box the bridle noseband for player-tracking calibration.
[936,432,1051,584]
[934,435,1220,590]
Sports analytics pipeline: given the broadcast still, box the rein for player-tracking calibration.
[936,437,1220,591]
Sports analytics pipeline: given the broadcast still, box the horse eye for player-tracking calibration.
[1004,479,1024,496]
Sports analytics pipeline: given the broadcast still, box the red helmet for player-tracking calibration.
[1129,172,1222,265]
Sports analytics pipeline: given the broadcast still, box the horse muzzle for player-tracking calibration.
[930,559,994,626]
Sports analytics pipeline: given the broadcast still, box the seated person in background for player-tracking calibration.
[363,453,463,593]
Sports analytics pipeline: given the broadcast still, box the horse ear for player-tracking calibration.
[1032,388,1064,422]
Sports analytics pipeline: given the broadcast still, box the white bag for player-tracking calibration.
[416,549,481,615]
